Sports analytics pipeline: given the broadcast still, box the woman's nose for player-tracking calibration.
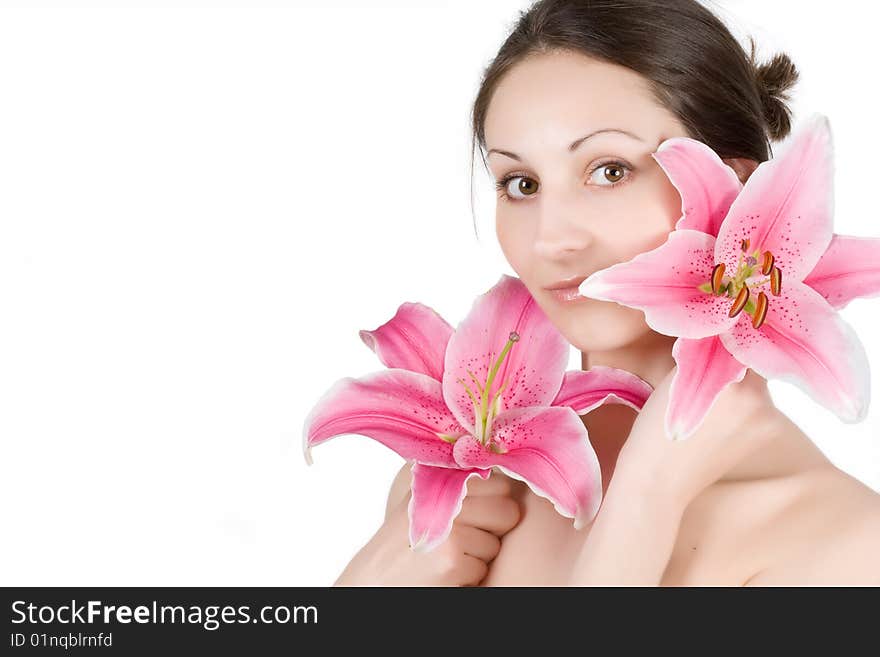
[532,202,594,259]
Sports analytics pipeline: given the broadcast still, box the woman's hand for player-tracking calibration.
[612,365,779,511]
[334,469,522,586]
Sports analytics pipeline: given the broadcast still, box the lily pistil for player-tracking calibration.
[453,331,520,449]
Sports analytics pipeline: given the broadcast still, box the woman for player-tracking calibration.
[334,0,880,586]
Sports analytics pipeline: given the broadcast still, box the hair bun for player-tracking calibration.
[748,37,800,142]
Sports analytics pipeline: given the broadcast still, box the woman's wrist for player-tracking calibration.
[568,465,686,586]
[608,453,691,516]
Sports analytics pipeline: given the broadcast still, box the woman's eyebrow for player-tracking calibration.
[487,128,647,161]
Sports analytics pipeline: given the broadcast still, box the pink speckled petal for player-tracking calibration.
[359,302,454,381]
[666,336,747,441]
[452,406,602,529]
[551,366,653,415]
[578,229,739,339]
[803,234,880,309]
[715,113,834,280]
[407,463,491,552]
[302,368,466,467]
[652,137,743,236]
[720,281,870,422]
[442,274,569,433]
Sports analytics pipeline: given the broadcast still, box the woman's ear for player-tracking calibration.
[722,157,759,184]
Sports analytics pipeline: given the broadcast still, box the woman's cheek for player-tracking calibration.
[598,169,682,256]
[640,166,685,235]
[495,213,533,275]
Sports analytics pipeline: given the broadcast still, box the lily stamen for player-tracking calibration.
[711,263,726,294]
[456,377,480,407]
[753,291,769,328]
[761,250,776,275]
[770,266,782,296]
[466,370,485,396]
[729,285,750,317]
[484,379,509,441]
[702,239,783,326]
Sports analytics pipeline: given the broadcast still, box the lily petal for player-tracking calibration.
[452,406,602,529]
[551,366,653,415]
[442,274,568,431]
[359,302,454,381]
[720,281,870,422]
[578,229,739,339]
[803,234,880,309]
[652,137,743,236]
[666,336,748,441]
[408,463,491,552]
[302,368,466,467]
[715,113,834,280]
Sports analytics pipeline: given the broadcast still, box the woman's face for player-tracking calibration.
[484,50,694,353]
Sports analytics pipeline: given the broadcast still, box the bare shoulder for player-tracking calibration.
[747,465,880,586]
[384,460,413,520]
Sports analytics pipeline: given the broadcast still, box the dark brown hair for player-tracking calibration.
[469,0,799,232]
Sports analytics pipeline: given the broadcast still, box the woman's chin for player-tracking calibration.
[548,299,652,354]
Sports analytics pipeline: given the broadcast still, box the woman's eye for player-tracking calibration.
[590,162,628,186]
[495,161,631,203]
[496,175,539,201]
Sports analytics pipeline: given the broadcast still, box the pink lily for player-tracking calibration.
[303,274,653,551]
[578,113,880,440]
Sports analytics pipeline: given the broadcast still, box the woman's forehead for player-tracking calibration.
[484,52,677,152]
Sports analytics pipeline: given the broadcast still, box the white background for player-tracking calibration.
[0,0,877,585]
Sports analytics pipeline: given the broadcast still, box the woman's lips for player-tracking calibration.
[548,286,589,304]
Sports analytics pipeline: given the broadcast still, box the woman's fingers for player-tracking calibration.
[451,524,502,562]
[456,494,522,536]
[452,554,489,587]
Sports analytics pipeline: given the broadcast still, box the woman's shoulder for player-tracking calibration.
[745,464,880,585]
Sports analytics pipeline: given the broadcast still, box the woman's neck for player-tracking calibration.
[580,330,677,389]
[579,330,677,494]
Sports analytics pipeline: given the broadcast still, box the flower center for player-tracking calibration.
[698,237,783,329]
[452,331,519,448]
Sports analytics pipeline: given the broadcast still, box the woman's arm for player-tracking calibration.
[569,467,685,585]
[568,367,778,586]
